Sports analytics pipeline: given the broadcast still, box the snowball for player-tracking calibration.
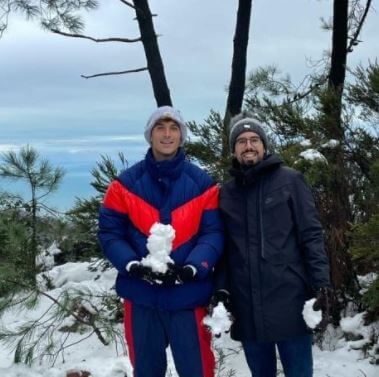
[203,303,232,337]
[302,298,322,329]
[141,223,175,273]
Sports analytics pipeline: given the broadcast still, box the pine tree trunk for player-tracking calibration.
[322,0,358,304]
[226,0,252,118]
[133,0,172,106]
[30,189,38,285]
[223,0,253,158]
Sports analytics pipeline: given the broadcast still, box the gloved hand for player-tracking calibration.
[206,290,233,338]
[176,265,197,284]
[127,261,178,286]
[127,262,157,284]
[312,287,331,329]
[208,289,231,315]
[158,263,178,286]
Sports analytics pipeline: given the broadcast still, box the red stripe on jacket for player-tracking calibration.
[171,185,219,250]
[194,307,215,377]
[123,300,136,368]
[103,180,159,236]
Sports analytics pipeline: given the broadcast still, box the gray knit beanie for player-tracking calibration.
[229,112,268,152]
[144,106,187,146]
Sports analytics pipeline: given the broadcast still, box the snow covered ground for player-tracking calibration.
[0,259,377,377]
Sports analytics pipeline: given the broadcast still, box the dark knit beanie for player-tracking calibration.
[229,112,268,152]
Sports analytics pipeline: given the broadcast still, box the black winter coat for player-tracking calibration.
[218,155,330,342]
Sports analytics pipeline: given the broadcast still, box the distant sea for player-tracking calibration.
[0,134,148,213]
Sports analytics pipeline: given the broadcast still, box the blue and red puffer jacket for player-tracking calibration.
[98,148,224,310]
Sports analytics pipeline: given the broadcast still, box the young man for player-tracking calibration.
[98,106,223,377]
[214,111,330,377]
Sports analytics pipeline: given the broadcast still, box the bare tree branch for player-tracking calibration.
[119,0,135,9]
[347,0,372,53]
[50,28,141,43]
[81,67,148,79]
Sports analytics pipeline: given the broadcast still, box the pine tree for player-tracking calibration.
[0,145,64,284]
[0,150,127,366]
[65,153,128,262]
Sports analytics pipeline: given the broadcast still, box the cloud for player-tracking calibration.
[0,144,20,153]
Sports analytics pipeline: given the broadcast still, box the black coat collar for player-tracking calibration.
[230,154,283,186]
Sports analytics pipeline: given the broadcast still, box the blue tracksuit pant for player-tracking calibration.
[124,301,215,377]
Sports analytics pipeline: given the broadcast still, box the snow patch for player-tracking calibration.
[321,139,339,148]
[1,259,378,376]
[300,139,312,147]
[36,241,62,270]
[299,149,327,163]
[340,312,366,337]
[358,273,377,295]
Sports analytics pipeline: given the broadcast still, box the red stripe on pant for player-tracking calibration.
[194,307,215,377]
[123,300,136,369]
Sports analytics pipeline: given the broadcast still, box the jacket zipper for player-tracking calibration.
[259,180,265,259]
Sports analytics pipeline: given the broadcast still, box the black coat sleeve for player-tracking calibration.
[291,173,331,289]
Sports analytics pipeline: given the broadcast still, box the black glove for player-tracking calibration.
[207,290,232,337]
[127,262,156,284]
[208,289,231,315]
[176,265,196,284]
[128,262,178,286]
[313,287,331,329]
[158,263,178,286]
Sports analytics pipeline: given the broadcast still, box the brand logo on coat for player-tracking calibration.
[265,197,273,205]
[201,261,209,269]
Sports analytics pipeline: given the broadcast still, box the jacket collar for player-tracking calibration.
[230,154,282,186]
[145,147,185,181]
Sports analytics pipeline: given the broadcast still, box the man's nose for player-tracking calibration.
[164,128,171,137]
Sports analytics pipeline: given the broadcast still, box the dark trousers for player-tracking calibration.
[124,301,215,377]
[242,334,313,377]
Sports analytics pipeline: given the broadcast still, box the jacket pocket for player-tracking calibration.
[261,187,294,263]
[287,261,313,296]
[262,188,292,228]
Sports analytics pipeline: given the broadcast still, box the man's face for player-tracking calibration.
[233,131,265,166]
[151,118,181,161]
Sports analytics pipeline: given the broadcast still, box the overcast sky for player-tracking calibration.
[0,0,378,210]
